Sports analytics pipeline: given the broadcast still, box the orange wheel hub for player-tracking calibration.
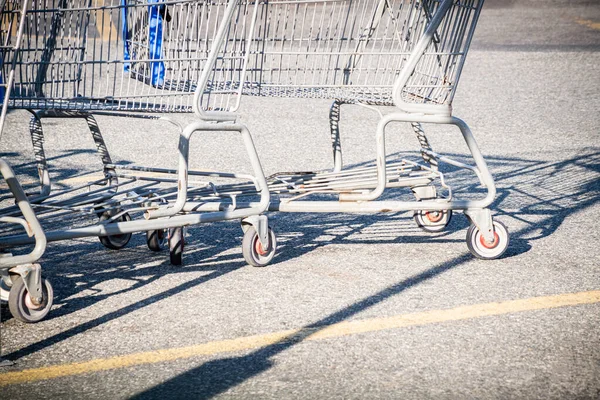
[426,211,444,223]
[480,231,500,249]
[255,237,268,256]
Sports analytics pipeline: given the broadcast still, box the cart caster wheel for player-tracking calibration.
[242,227,276,267]
[147,229,167,252]
[8,275,53,323]
[169,227,184,266]
[99,211,132,250]
[466,220,509,260]
[414,209,452,232]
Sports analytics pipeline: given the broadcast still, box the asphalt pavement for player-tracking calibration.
[0,0,599,399]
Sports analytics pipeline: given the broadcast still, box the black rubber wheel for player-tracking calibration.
[147,229,167,252]
[242,227,277,267]
[414,209,452,233]
[466,220,510,260]
[169,227,184,266]
[8,275,53,323]
[98,211,132,250]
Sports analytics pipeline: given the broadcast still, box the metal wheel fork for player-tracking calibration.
[9,264,43,307]
[241,215,270,250]
[464,208,494,243]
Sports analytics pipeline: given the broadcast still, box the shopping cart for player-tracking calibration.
[0,0,52,328]
[185,0,509,259]
[0,0,273,323]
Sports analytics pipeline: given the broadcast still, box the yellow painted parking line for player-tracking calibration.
[1,290,599,387]
[576,19,600,30]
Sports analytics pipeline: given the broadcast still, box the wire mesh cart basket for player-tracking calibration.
[0,0,509,323]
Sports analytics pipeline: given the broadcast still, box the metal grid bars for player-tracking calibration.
[234,0,482,109]
[399,0,483,107]
[243,0,414,103]
[188,0,484,112]
[4,0,253,112]
[5,0,93,109]
[2,0,483,114]
[195,0,259,113]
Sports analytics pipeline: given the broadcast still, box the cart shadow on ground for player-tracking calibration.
[128,149,600,400]
[0,149,599,380]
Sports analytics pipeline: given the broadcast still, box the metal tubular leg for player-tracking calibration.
[392,0,455,115]
[0,158,47,267]
[146,120,270,219]
[338,113,496,211]
[330,100,343,172]
[452,117,497,208]
[0,0,31,143]
[192,0,244,122]
[241,215,269,248]
[338,114,390,202]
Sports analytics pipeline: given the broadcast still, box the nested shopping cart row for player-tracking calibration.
[0,0,508,324]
